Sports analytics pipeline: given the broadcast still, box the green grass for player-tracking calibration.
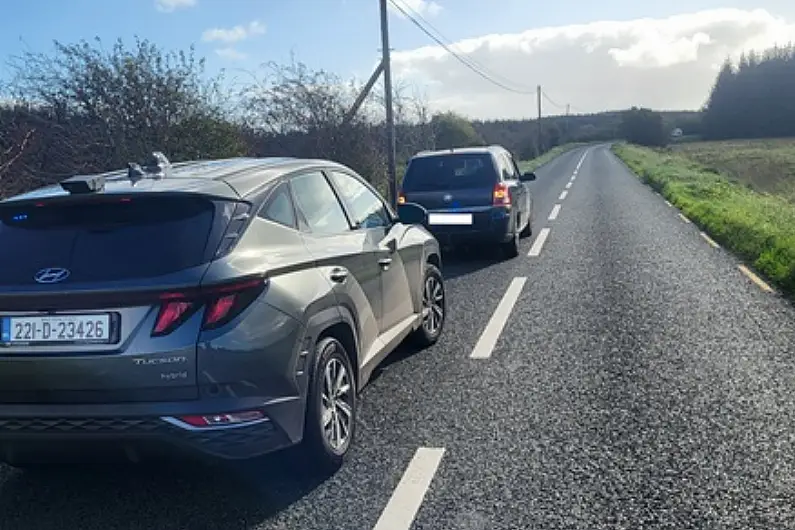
[612,142,795,297]
[519,143,585,172]
[671,138,795,204]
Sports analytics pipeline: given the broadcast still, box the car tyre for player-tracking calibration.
[302,336,357,474]
[501,228,520,258]
[519,212,532,238]
[410,263,446,347]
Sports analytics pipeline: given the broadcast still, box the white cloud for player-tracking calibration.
[215,47,247,61]
[202,21,266,44]
[155,0,196,13]
[390,8,795,119]
[390,0,442,18]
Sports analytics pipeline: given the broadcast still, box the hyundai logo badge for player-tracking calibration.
[34,267,71,284]
[443,194,452,202]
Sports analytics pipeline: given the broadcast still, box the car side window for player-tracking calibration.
[258,183,297,229]
[290,171,352,235]
[327,170,391,229]
[501,153,519,181]
[508,154,523,177]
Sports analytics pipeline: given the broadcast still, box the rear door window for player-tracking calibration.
[0,195,218,284]
[500,153,519,181]
[289,171,352,235]
[402,153,498,192]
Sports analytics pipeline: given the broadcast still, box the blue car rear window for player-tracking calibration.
[402,153,497,192]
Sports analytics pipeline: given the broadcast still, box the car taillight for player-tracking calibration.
[152,276,267,337]
[493,183,511,206]
[398,191,406,204]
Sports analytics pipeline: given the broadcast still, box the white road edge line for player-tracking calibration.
[699,232,720,248]
[548,204,562,220]
[678,213,691,224]
[527,227,551,257]
[738,265,775,294]
[664,200,673,208]
[559,190,568,200]
[565,182,573,189]
[372,447,446,530]
[469,277,527,359]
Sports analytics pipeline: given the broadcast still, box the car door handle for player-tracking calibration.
[329,268,348,283]
[377,258,392,269]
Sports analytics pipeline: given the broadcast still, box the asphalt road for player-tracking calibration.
[3,144,795,530]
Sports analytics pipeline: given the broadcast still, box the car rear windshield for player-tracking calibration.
[402,153,497,192]
[0,195,218,284]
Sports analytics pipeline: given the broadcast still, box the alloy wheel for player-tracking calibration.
[320,356,353,453]
[422,275,444,335]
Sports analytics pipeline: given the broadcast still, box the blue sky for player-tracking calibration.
[2,0,789,81]
[1,1,793,117]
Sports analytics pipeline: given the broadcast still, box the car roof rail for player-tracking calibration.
[128,151,173,184]
[60,174,106,194]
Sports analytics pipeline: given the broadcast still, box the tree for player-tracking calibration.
[702,45,795,140]
[6,37,245,185]
[430,111,484,149]
[619,106,667,147]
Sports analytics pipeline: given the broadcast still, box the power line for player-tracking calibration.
[390,0,537,94]
[542,91,566,111]
[387,0,536,95]
[388,0,586,117]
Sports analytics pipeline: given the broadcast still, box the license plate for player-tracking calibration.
[1,314,112,345]
[428,213,473,225]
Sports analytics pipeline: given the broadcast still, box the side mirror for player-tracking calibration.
[519,171,537,182]
[397,202,429,227]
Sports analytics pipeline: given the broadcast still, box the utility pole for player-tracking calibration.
[380,0,398,209]
[565,103,570,138]
[536,84,542,156]
[340,0,398,209]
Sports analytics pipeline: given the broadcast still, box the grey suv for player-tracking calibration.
[0,153,445,471]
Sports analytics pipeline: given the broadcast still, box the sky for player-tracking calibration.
[1,0,794,120]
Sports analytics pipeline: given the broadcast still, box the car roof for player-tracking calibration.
[1,157,355,204]
[409,145,507,160]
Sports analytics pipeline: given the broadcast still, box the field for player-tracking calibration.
[672,138,795,204]
[612,140,795,297]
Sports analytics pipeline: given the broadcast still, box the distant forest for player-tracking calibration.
[0,37,791,197]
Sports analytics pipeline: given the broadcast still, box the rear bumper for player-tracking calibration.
[0,396,304,463]
[427,207,513,246]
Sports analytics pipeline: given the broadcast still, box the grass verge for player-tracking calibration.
[612,142,795,298]
[519,143,585,172]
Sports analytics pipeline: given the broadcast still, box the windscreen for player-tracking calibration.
[402,153,497,192]
[0,195,217,284]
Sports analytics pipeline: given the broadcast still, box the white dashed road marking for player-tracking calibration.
[372,447,446,530]
[559,190,568,201]
[565,182,572,189]
[470,277,527,359]
[664,199,673,207]
[527,227,551,257]
[678,213,691,224]
[548,204,561,220]
[575,150,588,171]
